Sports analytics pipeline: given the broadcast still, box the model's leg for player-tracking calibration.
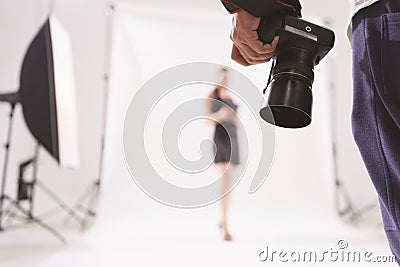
[352,0,400,261]
[217,162,235,241]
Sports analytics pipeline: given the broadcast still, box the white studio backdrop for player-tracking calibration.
[0,0,379,230]
[100,1,340,224]
[0,0,378,231]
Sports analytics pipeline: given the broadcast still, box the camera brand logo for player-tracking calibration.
[123,62,275,208]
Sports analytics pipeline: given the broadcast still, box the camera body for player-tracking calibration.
[258,15,335,128]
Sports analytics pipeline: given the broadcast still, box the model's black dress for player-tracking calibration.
[211,95,240,165]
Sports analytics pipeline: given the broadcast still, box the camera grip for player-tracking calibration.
[257,15,283,44]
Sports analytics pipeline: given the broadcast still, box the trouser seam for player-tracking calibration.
[363,14,398,229]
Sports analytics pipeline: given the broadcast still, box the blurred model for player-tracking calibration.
[206,68,239,241]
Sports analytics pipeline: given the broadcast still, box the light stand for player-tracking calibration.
[71,4,115,229]
[0,15,80,242]
[20,143,83,222]
[0,101,65,242]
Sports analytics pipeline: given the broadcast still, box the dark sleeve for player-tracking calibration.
[221,0,242,14]
[220,0,302,17]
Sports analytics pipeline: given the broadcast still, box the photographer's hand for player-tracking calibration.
[231,10,279,66]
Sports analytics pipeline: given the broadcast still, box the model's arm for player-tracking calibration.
[205,94,233,124]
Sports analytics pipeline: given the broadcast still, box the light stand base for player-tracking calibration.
[0,100,77,243]
[69,180,101,230]
[336,178,378,223]
[0,195,66,243]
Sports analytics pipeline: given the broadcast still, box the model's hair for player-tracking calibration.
[212,88,220,98]
[210,68,229,98]
[220,67,228,73]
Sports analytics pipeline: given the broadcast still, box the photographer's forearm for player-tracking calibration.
[221,0,302,18]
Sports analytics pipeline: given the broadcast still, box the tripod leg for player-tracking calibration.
[82,181,100,230]
[35,180,83,225]
[69,180,100,230]
[0,104,16,231]
[64,186,92,226]
[10,199,66,243]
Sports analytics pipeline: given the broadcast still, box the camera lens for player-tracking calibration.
[260,75,313,128]
[273,47,315,82]
[260,47,316,128]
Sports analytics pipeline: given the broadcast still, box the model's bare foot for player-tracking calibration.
[224,232,232,241]
[219,221,233,241]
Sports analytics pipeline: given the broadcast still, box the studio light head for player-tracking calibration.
[258,15,335,129]
[0,15,84,241]
[0,16,79,168]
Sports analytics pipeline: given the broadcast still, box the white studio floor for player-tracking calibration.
[0,125,395,267]
[0,131,396,267]
[0,212,395,267]
[0,175,396,267]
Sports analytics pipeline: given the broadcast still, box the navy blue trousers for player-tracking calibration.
[352,0,400,261]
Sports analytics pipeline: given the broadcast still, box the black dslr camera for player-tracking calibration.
[258,14,335,128]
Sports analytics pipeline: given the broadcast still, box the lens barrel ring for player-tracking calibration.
[272,71,314,85]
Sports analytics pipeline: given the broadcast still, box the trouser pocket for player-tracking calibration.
[381,13,400,108]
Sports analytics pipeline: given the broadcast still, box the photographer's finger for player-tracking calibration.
[235,26,269,55]
[237,30,277,55]
[235,44,257,64]
[261,36,280,52]
[247,37,279,56]
[235,44,272,65]
[245,38,275,55]
[231,45,251,66]
[237,42,272,61]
